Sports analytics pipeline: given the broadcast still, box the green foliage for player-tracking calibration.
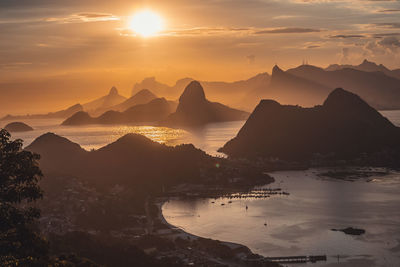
[0,129,49,266]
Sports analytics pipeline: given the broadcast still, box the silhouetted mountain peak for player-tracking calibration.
[221,88,399,160]
[360,59,377,67]
[258,99,281,109]
[97,133,159,153]
[179,81,206,104]
[272,65,284,75]
[134,89,157,101]
[109,86,118,96]
[4,122,33,132]
[27,132,84,153]
[294,64,324,72]
[323,88,368,111]
[61,111,93,125]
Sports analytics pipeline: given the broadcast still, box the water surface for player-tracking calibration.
[0,119,245,156]
[163,170,400,266]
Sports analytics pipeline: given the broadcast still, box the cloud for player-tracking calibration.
[307,45,321,49]
[44,13,119,23]
[372,32,400,38]
[340,47,350,62]
[119,26,322,37]
[364,36,400,55]
[254,27,321,34]
[379,36,400,50]
[246,54,256,64]
[377,9,400,13]
[329,34,366,38]
[373,22,400,29]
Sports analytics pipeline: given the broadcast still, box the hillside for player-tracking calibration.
[220,88,400,162]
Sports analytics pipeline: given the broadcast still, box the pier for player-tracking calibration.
[264,255,327,264]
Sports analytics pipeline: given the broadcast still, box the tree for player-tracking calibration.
[0,129,49,266]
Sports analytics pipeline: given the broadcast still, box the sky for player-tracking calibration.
[1,0,400,115]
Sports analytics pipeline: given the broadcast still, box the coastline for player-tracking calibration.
[151,197,280,266]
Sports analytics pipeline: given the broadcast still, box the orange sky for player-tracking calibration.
[1,0,400,116]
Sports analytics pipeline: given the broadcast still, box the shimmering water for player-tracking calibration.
[0,119,245,156]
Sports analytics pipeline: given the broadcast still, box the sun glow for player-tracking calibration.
[129,10,164,37]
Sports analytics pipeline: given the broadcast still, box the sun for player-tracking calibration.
[129,10,164,37]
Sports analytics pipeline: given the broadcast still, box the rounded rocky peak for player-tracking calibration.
[109,86,118,96]
[4,122,33,132]
[98,133,158,152]
[323,88,368,110]
[26,132,84,152]
[179,81,206,103]
[61,111,92,125]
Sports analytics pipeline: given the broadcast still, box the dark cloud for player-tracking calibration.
[364,36,400,55]
[372,32,400,38]
[329,34,366,39]
[254,27,321,34]
[374,22,400,29]
[307,45,320,49]
[378,9,400,13]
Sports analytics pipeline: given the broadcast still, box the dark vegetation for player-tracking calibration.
[0,129,48,265]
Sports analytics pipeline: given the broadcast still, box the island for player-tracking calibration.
[4,122,34,132]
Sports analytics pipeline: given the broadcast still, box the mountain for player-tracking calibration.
[83,87,127,115]
[132,74,271,111]
[26,132,212,188]
[163,81,249,127]
[220,88,400,162]
[326,59,400,79]
[62,98,174,126]
[4,122,33,132]
[287,64,400,110]
[110,89,157,112]
[26,132,88,175]
[0,103,83,121]
[261,65,331,107]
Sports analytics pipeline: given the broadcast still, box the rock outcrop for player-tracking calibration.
[164,81,249,127]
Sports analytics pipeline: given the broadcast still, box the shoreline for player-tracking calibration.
[151,197,280,266]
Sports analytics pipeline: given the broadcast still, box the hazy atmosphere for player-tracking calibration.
[1,0,400,116]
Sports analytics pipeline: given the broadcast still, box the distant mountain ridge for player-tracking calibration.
[132,74,271,111]
[287,64,400,110]
[326,59,400,80]
[62,98,174,126]
[220,88,400,163]
[131,60,400,111]
[1,103,83,121]
[83,87,127,115]
[110,89,158,112]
